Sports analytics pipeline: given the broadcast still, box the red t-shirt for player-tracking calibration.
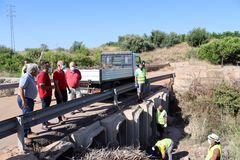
[65,68,82,88]
[53,69,68,90]
[37,71,52,98]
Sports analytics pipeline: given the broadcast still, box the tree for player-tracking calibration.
[118,34,155,53]
[40,43,49,51]
[186,28,210,47]
[163,32,182,48]
[149,30,167,48]
[70,41,90,56]
[0,45,14,54]
[198,37,240,65]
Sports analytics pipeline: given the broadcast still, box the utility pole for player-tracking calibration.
[7,3,16,51]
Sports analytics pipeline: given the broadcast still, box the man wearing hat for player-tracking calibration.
[205,133,222,160]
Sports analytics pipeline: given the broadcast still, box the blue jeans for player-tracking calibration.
[41,96,52,125]
[17,95,34,137]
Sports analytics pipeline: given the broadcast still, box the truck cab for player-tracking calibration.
[79,51,142,94]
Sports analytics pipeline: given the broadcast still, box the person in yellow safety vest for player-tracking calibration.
[156,105,167,138]
[141,61,147,81]
[135,63,146,103]
[152,138,174,160]
[205,133,222,160]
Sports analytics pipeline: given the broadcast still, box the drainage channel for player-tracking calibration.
[53,85,171,160]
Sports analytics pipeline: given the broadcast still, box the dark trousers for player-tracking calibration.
[41,96,52,125]
[157,123,165,139]
[17,95,34,137]
[55,89,67,121]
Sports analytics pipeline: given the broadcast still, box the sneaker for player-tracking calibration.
[42,125,49,131]
[24,138,32,144]
[28,132,38,138]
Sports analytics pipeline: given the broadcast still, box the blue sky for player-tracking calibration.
[0,0,240,51]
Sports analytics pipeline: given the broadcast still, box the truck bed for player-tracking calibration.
[80,68,134,84]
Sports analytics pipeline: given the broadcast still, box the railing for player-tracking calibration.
[0,73,175,151]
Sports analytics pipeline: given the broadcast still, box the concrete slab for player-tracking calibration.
[70,121,106,148]
[100,112,126,147]
[39,136,73,160]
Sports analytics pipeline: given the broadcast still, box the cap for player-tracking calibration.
[208,133,220,143]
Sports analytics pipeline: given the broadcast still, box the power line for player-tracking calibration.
[7,3,16,51]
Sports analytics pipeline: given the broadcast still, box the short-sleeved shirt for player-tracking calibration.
[65,68,82,88]
[53,69,68,90]
[37,71,52,99]
[19,73,38,99]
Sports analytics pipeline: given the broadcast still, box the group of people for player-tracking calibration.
[18,60,222,159]
[17,60,82,144]
[151,95,222,160]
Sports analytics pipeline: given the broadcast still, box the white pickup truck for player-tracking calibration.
[79,51,142,94]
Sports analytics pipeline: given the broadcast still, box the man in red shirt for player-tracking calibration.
[65,61,83,114]
[53,60,69,123]
[37,61,54,130]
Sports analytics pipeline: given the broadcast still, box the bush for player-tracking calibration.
[212,83,240,116]
[25,48,42,63]
[0,53,25,75]
[70,41,90,56]
[198,37,240,65]
[42,51,72,69]
[163,32,182,48]
[186,28,210,47]
[149,30,167,48]
[118,34,155,53]
[72,54,94,67]
[0,45,14,54]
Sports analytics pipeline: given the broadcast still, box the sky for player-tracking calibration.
[0,0,240,51]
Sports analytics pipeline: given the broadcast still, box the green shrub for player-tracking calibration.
[149,30,167,48]
[72,54,94,67]
[0,53,25,75]
[42,51,72,69]
[212,83,240,116]
[70,41,90,56]
[118,34,155,53]
[198,37,240,65]
[186,28,210,47]
[25,48,42,63]
[163,32,182,48]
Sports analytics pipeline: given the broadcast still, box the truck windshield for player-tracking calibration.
[101,54,133,69]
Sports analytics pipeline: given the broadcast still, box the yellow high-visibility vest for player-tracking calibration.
[156,109,167,125]
[135,68,145,84]
[155,138,172,153]
[205,144,222,160]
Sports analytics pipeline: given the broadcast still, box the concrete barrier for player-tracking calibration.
[100,112,126,147]
[71,121,106,148]
[123,106,143,147]
[139,101,154,148]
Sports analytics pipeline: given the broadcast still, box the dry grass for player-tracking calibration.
[79,147,149,160]
[178,78,240,159]
[141,43,191,64]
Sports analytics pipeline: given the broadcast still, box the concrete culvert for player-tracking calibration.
[116,120,127,146]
